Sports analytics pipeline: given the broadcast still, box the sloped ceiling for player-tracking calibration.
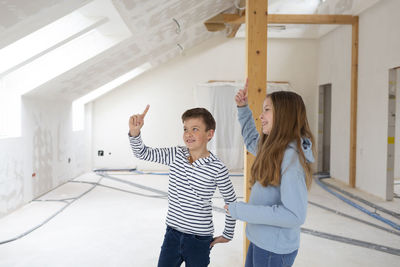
[1,0,234,101]
[0,0,92,49]
[0,0,380,101]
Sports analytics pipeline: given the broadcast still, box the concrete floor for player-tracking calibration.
[0,172,399,267]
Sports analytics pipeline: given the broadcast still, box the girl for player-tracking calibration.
[225,85,315,267]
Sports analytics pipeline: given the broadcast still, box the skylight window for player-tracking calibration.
[0,0,132,138]
[1,0,131,96]
[0,90,20,138]
[3,28,117,95]
[0,13,107,77]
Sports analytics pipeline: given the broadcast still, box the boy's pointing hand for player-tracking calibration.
[129,105,150,137]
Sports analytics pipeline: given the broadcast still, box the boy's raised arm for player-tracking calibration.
[129,104,150,137]
[128,105,176,166]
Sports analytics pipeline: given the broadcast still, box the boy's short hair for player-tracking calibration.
[181,108,216,131]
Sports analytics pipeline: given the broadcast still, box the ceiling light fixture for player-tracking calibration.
[234,0,246,10]
[172,18,181,34]
[177,43,184,52]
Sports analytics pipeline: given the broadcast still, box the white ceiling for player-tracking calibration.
[0,0,380,101]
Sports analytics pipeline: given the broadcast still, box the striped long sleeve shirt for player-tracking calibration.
[129,134,237,239]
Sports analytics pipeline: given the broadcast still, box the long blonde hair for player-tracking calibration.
[250,91,315,189]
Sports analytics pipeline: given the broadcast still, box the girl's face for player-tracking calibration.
[259,97,273,135]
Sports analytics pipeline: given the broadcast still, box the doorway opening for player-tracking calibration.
[317,84,332,177]
[388,68,400,200]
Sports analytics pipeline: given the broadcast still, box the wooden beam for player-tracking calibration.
[244,0,268,264]
[228,1,246,39]
[205,14,241,24]
[349,17,359,188]
[218,14,356,25]
[204,0,246,36]
[204,22,226,32]
[269,14,356,24]
[227,24,241,38]
[204,14,226,32]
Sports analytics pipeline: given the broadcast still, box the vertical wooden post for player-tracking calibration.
[349,17,359,188]
[244,0,268,264]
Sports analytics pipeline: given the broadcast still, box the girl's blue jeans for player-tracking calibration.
[245,242,298,267]
[157,226,213,267]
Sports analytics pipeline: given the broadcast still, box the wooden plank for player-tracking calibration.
[349,17,359,188]
[244,0,268,264]
[228,2,246,39]
[227,24,242,38]
[223,14,356,25]
[269,14,356,24]
[204,22,226,32]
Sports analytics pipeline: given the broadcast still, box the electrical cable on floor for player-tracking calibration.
[0,172,171,246]
[315,177,400,231]
[93,168,244,177]
[97,171,229,213]
[317,176,400,219]
[308,201,400,236]
[2,170,399,257]
[300,227,400,256]
[132,170,244,177]
[0,168,231,246]
[97,171,169,196]
[99,171,400,256]
[0,176,103,245]
[71,180,167,199]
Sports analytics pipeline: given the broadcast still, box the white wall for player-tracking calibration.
[318,0,400,199]
[317,25,352,184]
[395,69,400,180]
[92,35,318,171]
[357,0,400,200]
[0,97,90,217]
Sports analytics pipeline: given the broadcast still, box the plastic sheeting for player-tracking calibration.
[195,82,244,170]
[195,81,293,171]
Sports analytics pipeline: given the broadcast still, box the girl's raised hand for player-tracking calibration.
[235,79,248,107]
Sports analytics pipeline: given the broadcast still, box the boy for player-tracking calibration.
[128,105,236,267]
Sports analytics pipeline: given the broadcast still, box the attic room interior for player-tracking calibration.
[0,0,399,266]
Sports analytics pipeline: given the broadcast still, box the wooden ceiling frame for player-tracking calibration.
[240,14,359,188]
[221,13,357,25]
[240,3,359,265]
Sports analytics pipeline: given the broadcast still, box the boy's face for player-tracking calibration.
[183,117,214,152]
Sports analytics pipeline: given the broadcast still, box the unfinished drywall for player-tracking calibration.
[395,69,400,180]
[357,0,400,200]
[0,97,90,217]
[318,0,400,199]
[317,25,352,185]
[92,35,318,171]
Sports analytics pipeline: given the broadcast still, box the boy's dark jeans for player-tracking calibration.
[157,226,213,267]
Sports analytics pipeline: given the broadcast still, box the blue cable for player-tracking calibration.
[131,170,169,175]
[315,177,400,231]
[94,168,244,177]
[131,170,243,177]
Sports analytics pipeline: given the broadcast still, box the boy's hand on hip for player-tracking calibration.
[210,236,230,248]
[129,105,150,137]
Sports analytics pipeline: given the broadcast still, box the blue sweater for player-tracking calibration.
[228,105,314,254]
